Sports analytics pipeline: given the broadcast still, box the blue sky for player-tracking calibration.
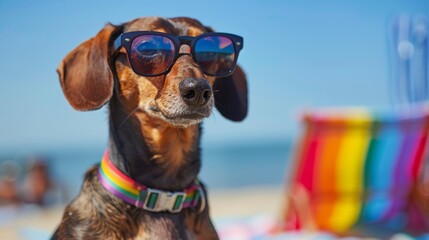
[1,0,428,151]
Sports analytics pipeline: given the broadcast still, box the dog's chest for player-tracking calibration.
[133,225,196,240]
[127,213,194,240]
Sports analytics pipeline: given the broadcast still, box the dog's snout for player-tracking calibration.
[180,78,212,106]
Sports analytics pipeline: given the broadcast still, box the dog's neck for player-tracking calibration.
[107,96,202,191]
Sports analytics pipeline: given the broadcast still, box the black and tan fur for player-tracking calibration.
[51,16,247,239]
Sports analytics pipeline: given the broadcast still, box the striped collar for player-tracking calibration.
[98,151,205,213]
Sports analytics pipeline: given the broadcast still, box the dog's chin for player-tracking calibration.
[164,117,204,128]
[152,112,208,128]
[144,103,212,128]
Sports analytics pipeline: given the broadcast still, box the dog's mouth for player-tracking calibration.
[145,100,213,127]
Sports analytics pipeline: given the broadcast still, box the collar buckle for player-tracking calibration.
[142,188,186,213]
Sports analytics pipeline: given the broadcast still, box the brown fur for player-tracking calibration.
[57,24,117,111]
[52,16,247,240]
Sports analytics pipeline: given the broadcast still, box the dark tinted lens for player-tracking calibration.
[130,35,175,76]
[194,36,235,76]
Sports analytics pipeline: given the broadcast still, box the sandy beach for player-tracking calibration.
[0,185,284,240]
[2,185,426,240]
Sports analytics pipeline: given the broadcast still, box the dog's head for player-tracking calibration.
[57,17,247,127]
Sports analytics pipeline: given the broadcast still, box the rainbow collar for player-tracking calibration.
[98,151,205,213]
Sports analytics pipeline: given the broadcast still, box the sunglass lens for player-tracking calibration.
[194,36,236,76]
[130,35,175,76]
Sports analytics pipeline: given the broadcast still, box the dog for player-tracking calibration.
[51,16,247,239]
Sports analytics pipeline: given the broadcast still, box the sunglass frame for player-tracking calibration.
[113,31,243,77]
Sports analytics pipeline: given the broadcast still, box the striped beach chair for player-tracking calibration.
[282,107,429,235]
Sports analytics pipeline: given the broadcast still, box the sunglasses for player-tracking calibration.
[113,31,243,77]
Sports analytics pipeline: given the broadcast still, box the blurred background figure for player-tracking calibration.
[0,156,62,207]
[21,159,53,206]
[0,161,21,205]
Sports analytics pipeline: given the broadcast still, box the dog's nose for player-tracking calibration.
[180,78,212,106]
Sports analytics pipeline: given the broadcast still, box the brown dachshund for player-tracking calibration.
[51,16,247,239]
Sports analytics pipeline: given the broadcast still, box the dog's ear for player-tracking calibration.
[213,66,248,121]
[57,24,119,111]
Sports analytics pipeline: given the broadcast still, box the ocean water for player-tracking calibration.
[0,140,291,203]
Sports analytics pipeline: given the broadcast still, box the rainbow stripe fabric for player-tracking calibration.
[98,151,203,212]
[289,107,429,233]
